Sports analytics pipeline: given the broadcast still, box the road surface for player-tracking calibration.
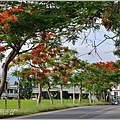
[14,105,120,119]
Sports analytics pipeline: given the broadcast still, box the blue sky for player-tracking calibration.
[64,39,118,63]
[64,27,119,63]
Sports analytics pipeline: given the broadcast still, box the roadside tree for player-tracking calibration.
[85,61,119,102]
[0,1,120,97]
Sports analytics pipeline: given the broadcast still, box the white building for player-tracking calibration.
[0,77,18,99]
[110,85,120,99]
[1,85,18,99]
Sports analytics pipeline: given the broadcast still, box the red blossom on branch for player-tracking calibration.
[29,70,36,75]
[46,32,56,38]
[33,52,39,57]
[0,11,18,26]
[32,60,36,64]
[0,46,6,52]
[10,7,23,12]
[94,61,118,71]
[33,9,38,14]
[40,53,47,58]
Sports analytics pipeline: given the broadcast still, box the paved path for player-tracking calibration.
[12,105,120,119]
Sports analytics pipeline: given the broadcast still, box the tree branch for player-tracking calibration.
[19,45,35,54]
[78,34,117,60]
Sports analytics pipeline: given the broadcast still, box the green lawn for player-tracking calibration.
[0,99,90,109]
[0,99,110,119]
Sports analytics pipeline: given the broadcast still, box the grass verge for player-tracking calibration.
[0,99,110,119]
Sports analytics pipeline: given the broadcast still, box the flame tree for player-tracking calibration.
[1,1,120,97]
[68,60,89,103]
[0,1,82,96]
[84,61,119,102]
[9,30,80,105]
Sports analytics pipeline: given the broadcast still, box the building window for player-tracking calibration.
[10,89,13,93]
[114,92,118,96]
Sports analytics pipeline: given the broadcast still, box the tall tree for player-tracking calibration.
[0,1,76,96]
[84,61,119,102]
[0,1,120,97]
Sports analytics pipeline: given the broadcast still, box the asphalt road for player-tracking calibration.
[14,105,120,119]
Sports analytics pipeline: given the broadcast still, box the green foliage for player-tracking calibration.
[19,78,37,99]
[1,1,120,98]
[114,38,120,57]
[2,1,119,49]
[11,67,38,99]
[83,61,120,93]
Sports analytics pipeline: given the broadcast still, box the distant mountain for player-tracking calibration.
[0,73,18,85]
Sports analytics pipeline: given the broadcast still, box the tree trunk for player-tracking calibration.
[78,82,82,104]
[0,64,9,97]
[37,83,42,105]
[0,50,17,97]
[4,82,7,109]
[73,85,75,104]
[92,92,95,103]
[18,79,20,109]
[104,91,107,102]
[47,86,53,105]
[89,91,92,103]
[60,84,63,104]
[96,91,100,101]
[100,92,103,100]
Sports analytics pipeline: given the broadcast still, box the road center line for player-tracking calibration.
[96,106,116,113]
[79,114,88,118]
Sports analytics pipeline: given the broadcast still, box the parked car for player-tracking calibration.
[111,100,118,105]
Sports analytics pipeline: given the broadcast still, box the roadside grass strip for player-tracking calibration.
[0,109,18,116]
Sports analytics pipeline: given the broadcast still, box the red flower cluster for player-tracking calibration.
[29,70,36,75]
[46,32,56,38]
[0,11,18,26]
[42,68,50,73]
[33,9,38,14]
[30,44,47,57]
[40,53,47,58]
[0,46,6,52]
[10,7,23,12]
[41,32,56,40]
[95,61,117,71]
[49,51,56,57]
[32,60,36,64]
